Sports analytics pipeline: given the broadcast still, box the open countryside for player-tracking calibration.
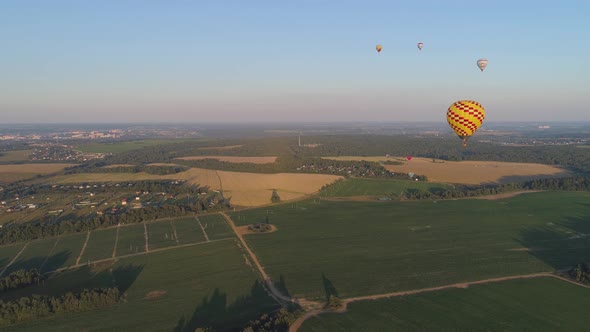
[324,156,569,184]
[176,156,278,164]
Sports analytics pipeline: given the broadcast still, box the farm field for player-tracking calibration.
[80,228,117,262]
[301,277,590,332]
[173,217,208,244]
[321,177,452,197]
[0,244,26,274]
[116,224,147,256]
[229,192,590,300]
[176,155,278,164]
[196,144,243,150]
[4,238,56,275]
[198,214,234,240]
[76,139,200,153]
[44,233,88,271]
[0,150,33,162]
[5,240,279,332]
[0,163,75,183]
[323,156,569,184]
[47,167,342,206]
[147,220,177,250]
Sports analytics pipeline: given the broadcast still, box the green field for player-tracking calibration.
[5,238,57,274]
[147,220,177,250]
[301,277,590,331]
[321,177,452,197]
[116,224,147,256]
[43,233,88,271]
[0,150,33,162]
[230,192,590,300]
[80,228,117,262]
[174,217,208,244]
[198,214,234,240]
[5,240,278,331]
[76,139,199,154]
[0,244,26,273]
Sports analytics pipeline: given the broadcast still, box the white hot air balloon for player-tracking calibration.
[477,58,488,72]
[417,42,423,51]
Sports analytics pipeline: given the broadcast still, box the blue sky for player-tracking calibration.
[0,1,588,123]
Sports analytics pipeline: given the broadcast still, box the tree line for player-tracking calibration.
[0,269,44,293]
[0,287,121,327]
[569,263,590,284]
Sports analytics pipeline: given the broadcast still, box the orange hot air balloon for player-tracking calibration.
[376,44,382,53]
[446,100,486,147]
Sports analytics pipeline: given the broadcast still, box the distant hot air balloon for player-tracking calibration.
[406,156,412,161]
[477,58,488,72]
[376,44,382,53]
[446,100,486,147]
[417,42,423,51]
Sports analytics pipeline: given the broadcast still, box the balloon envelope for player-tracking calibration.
[477,58,488,72]
[417,42,423,50]
[406,156,412,160]
[446,100,486,145]
[376,44,382,53]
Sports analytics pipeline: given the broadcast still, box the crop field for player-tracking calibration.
[4,238,56,274]
[47,167,342,206]
[301,277,590,332]
[229,192,590,300]
[196,144,243,151]
[44,234,88,271]
[147,220,177,250]
[5,240,279,332]
[176,155,278,164]
[80,228,117,262]
[324,156,569,184]
[198,214,234,240]
[321,178,452,197]
[116,224,147,256]
[0,149,33,162]
[0,244,26,273]
[0,163,75,183]
[173,217,208,244]
[76,139,199,153]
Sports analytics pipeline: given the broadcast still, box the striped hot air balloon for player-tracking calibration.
[446,100,486,147]
[376,44,382,53]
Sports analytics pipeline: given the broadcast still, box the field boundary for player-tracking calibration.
[171,220,180,244]
[289,272,585,332]
[144,222,149,253]
[39,238,60,272]
[195,216,210,242]
[75,231,91,265]
[112,223,121,258]
[0,243,28,277]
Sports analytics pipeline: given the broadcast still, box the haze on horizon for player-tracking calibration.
[1,1,588,124]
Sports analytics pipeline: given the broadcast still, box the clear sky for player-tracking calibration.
[1,0,588,123]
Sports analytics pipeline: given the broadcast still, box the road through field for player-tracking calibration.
[289,272,587,332]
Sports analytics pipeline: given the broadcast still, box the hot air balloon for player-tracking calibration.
[446,100,486,147]
[477,58,488,72]
[406,156,412,161]
[376,44,382,53]
[417,42,423,51]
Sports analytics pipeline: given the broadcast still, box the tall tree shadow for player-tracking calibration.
[275,274,290,298]
[517,213,590,271]
[174,280,282,332]
[6,250,70,276]
[322,274,339,302]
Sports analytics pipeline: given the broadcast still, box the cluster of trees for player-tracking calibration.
[64,163,189,175]
[569,263,590,284]
[271,190,281,203]
[0,269,44,293]
[399,176,590,200]
[0,288,121,327]
[242,308,303,332]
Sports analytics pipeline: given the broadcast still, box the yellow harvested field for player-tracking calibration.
[0,163,75,183]
[176,156,277,164]
[196,145,243,151]
[48,167,342,206]
[324,156,569,185]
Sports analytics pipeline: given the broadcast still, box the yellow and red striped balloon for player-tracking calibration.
[446,100,486,146]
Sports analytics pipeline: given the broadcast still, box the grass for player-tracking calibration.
[321,177,452,197]
[76,139,199,154]
[4,238,57,275]
[173,217,208,244]
[198,214,234,241]
[229,192,590,300]
[80,228,117,263]
[147,220,177,250]
[301,277,590,332]
[0,150,33,162]
[5,240,279,332]
[0,244,26,273]
[116,224,147,256]
[43,233,87,272]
